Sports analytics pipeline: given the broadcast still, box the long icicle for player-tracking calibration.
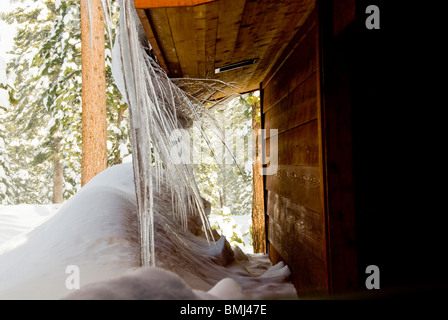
[97,0,237,267]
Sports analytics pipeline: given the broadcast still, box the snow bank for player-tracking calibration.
[0,204,60,244]
[0,164,297,300]
[0,165,140,299]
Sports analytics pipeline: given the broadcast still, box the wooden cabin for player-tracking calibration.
[134,0,447,297]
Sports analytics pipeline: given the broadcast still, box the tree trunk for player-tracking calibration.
[251,95,266,253]
[53,138,64,204]
[80,0,107,186]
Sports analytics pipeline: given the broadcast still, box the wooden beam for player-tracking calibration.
[167,6,198,78]
[251,93,266,253]
[148,8,183,77]
[136,9,169,73]
[135,0,215,9]
[194,4,207,78]
[204,0,219,78]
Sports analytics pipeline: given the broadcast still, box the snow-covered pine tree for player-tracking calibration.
[193,93,256,217]
[1,0,130,204]
[1,1,54,204]
[0,56,13,204]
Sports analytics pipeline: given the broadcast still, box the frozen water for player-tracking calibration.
[102,0,220,266]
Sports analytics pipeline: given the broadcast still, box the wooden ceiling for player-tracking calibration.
[135,0,216,8]
[136,0,315,95]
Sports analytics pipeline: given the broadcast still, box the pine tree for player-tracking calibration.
[1,1,53,204]
[0,56,13,204]
[1,0,130,204]
[193,93,256,217]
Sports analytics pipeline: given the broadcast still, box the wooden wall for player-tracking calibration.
[259,0,446,297]
[260,7,329,295]
[318,0,359,294]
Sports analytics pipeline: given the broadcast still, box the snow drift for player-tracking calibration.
[0,163,297,300]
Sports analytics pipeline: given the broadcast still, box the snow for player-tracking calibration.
[0,56,9,109]
[0,56,7,86]
[0,5,17,62]
[0,183,6,194]
[209,212,253,254]
[0,204,61,244]
[0,163,297,300]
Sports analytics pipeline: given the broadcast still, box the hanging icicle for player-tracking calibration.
[90,0,237,267]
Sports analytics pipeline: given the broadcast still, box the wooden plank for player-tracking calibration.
[268,241,283,265]
[239,0,289,88]
[166,6,198,77]
[194,4,207,78]
[266,119,320,167]
[266,165,323,213]
[252,95,265,253]
[263,0,314,64]
[332,0,356,36]
[230,0,270,64]
[266,191,327,294]
[320,14,359,292]
[264,72,318,137]
[268,205,323,263]
[147,8,183,77]
[260,6,329,295]
[247,0,315,92]
[214,0,246,83]
[136,9,169,73]
[262,2,316,89]
[135,0,215,8]
[263,21,317,113]
[315,9,329,294]
[238,0,314,93]
[204,0,219,78]
[226,0,269,91]
[214,0,247,66]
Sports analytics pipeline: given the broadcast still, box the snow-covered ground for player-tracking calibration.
[0,163,297,300]
[209,212,253,254]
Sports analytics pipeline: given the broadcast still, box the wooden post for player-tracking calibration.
[251,93,266,253]
[80,0,107,186]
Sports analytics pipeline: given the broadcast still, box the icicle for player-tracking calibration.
[96,0,238,267]
[99,0,114,51]
[86,0,94,53]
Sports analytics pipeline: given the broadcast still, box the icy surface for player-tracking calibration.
[0,164,297,300]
